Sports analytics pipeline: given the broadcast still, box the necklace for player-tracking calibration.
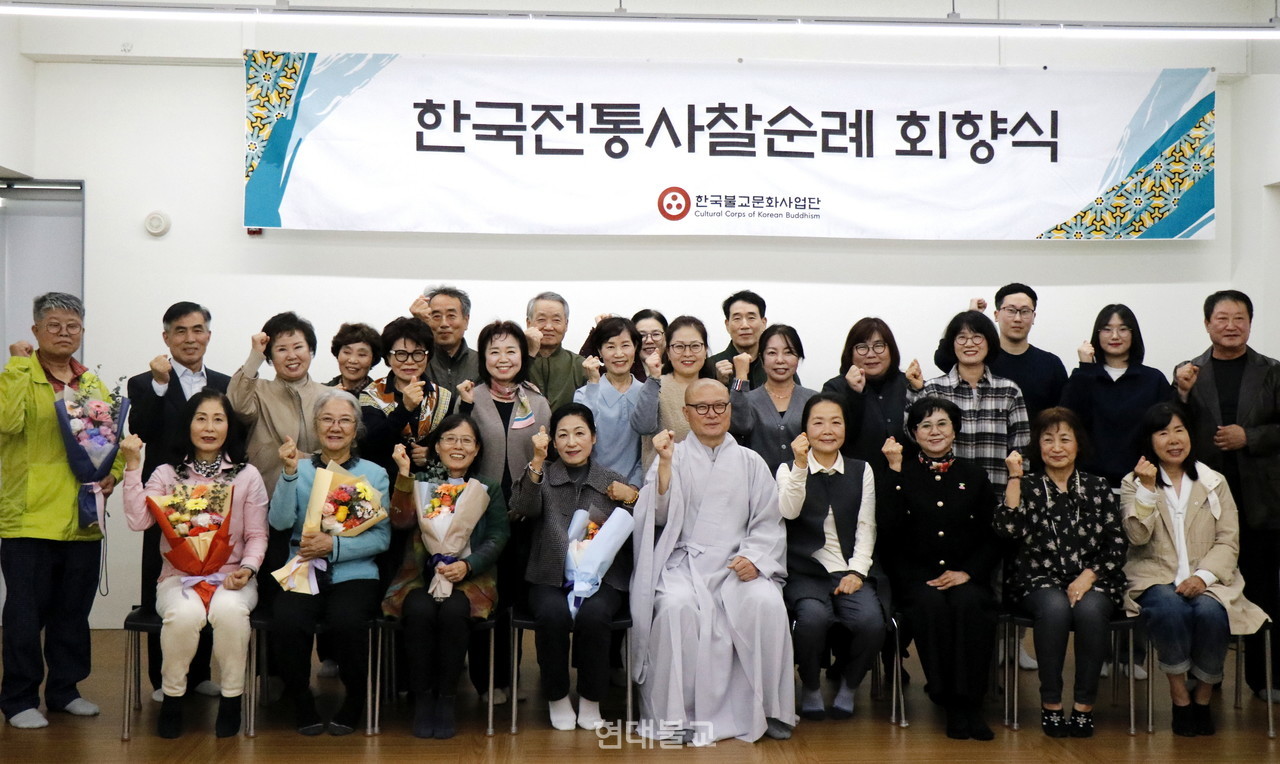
[765,382,794,400]
[192,454,222,479]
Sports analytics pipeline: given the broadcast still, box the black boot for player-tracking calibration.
[1171,703,1197,737]
[1191,702,1215,736]
[329,694,363,736]
[413,692,436,739]
[156,695,183,739]
[215,695,242,738]
[433,694,457,739]
[293,689,324,736]
[965,704,994,741]
[944,702,970,740]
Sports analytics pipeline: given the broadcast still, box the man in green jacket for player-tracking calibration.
[0,292,124,729]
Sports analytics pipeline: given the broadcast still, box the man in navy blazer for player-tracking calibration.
[126,301,232,697]
[1176,289,1280,699]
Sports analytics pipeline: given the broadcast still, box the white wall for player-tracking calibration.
[9,8,1275,626]
[0,18,37,177]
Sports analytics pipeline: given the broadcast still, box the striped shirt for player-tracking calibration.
[906,366,1030,489]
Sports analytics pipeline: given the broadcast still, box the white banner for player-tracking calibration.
[244,52,1215,240]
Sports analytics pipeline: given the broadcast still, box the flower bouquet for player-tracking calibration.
[53,380,129,529]
[271,461,386,595]
[411,479,490,600]
[145,483,234,609]
[564,507,634,619]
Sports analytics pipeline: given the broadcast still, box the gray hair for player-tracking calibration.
[33,292,84,323]
[424,285,472,318]
[312,388,367,441]
[526,291,570,323]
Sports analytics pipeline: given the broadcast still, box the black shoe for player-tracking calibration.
[945,705,970,740]
[156,695,183,739]
[1171,703,1197,737]
[1191,702,1215,736]
[433,695,457,739]
[329,696,363,736]
[1040,707,1067,738]
[966,706,994,741]
[293,689,324,736]
[413,692,436,739]
[1068,709,1094,738]
[215,696,242,738]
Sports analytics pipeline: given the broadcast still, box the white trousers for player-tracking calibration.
[154,575,257,697]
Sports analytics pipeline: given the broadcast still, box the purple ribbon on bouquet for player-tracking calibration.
[279,555,328,592]
[53,396,131,529]
[428,553,458,569]
[180,572,228,599]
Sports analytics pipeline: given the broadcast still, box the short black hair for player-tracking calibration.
[330,322,383,362]
[758,324,804,360]
[943,310,1001,364]
[661,315,714,377]
[995,283,1038,309]
[721,290,766,320]
[586,317,641,358]
[1202,289,1253,321]
[426,414,483,476]
[906,395,963,435]
[1137,401,1198,486]
[162,301,211,330]
[476,320,532,385]
[839,317,901,376]
[261,311,317,355]
[380,316,435,363]
[801,392,847,432]
[1028,406,1092,473]
[1089,304,1146,367]
[168,390,247,467]
[548,402,597,463]
[631,308,668,330]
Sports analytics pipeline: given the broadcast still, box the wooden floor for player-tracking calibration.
[1,630,1276,762]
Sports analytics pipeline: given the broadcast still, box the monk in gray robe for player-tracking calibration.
[630,378,796,745]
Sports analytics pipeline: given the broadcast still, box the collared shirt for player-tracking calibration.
[1135,470,1218,587]
[152,360,208,400]
[37,351,87,393]
[906,366,1030,489]
[775,453,877,577]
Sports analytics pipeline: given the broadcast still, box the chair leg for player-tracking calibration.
[510,625,520,735]
[246,629,258,738]
[1001,619,1011,727]
[625,630,634,724]
[1011,622,1020,731]
[486,628,496,737]
[120,630,135,741]
[1146,635,1154,734]
[891,617,908,727]
[1236,635,1245,710]
[1111,630,1120,704]
[1266,626,1275,739]
[365,626,376,736]
[1127,627,1136,736]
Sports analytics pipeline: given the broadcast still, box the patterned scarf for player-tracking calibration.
[918,451,957,473]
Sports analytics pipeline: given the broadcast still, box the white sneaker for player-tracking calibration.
[151,689,164,703]
[1121,663,1149,681]
[8,709,49,729]
[1100,662,1111,678]
[1255,688,1280,702]
[480,687,510,706]
[194,679,222,696]
[57,698,100,716]
[317,659,339,678]
[1018,643,1039,671]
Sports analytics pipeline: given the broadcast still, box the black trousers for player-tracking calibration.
[272,579,380,699]
[141,524,212,690]
[1238,523,1280,692]
[402,587,472,695]
[1021,587,1113,706]
[527,582,624,702]
[790,574,886,690]
[899,579,997,704]
[0,538,100,718]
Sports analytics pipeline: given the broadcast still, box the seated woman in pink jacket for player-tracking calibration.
[122,390,269,739]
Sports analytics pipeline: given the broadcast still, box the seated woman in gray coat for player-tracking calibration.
[729,324,817,474]
[510,403,638,732]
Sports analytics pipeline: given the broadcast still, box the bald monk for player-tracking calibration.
[630,378,796,745]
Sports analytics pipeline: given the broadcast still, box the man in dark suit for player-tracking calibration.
[1176,289,1280,699]
[127,301,231,698]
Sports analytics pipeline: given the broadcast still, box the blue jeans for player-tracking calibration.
[1137,584,1230,684]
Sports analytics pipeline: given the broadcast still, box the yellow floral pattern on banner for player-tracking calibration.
[1040,109,1214,240]
[245,50,306,181]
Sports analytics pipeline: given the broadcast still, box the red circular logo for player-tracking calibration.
[657,187,691,221]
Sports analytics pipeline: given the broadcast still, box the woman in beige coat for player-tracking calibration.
[1121,402,1268,737]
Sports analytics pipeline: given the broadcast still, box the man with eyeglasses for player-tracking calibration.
[934,283,1067,422]
[524,291,586,411]
[630,379,796,744]
[410,285,479,395]
[126,301,233,701]
[1175,289,1280,699]
[1,293,124,729]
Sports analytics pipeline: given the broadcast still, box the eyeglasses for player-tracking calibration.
[1100,326,1132,337]
[685,401,729,415]
[998,307,1035,319]
[390,349,428,362]
[638,331,665,341]
[42,320,83,336]
[954,333,986,346]
[318,415,356,429]
[668,342,705,354]
[438,435,476,447]
[853,341,888,356]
